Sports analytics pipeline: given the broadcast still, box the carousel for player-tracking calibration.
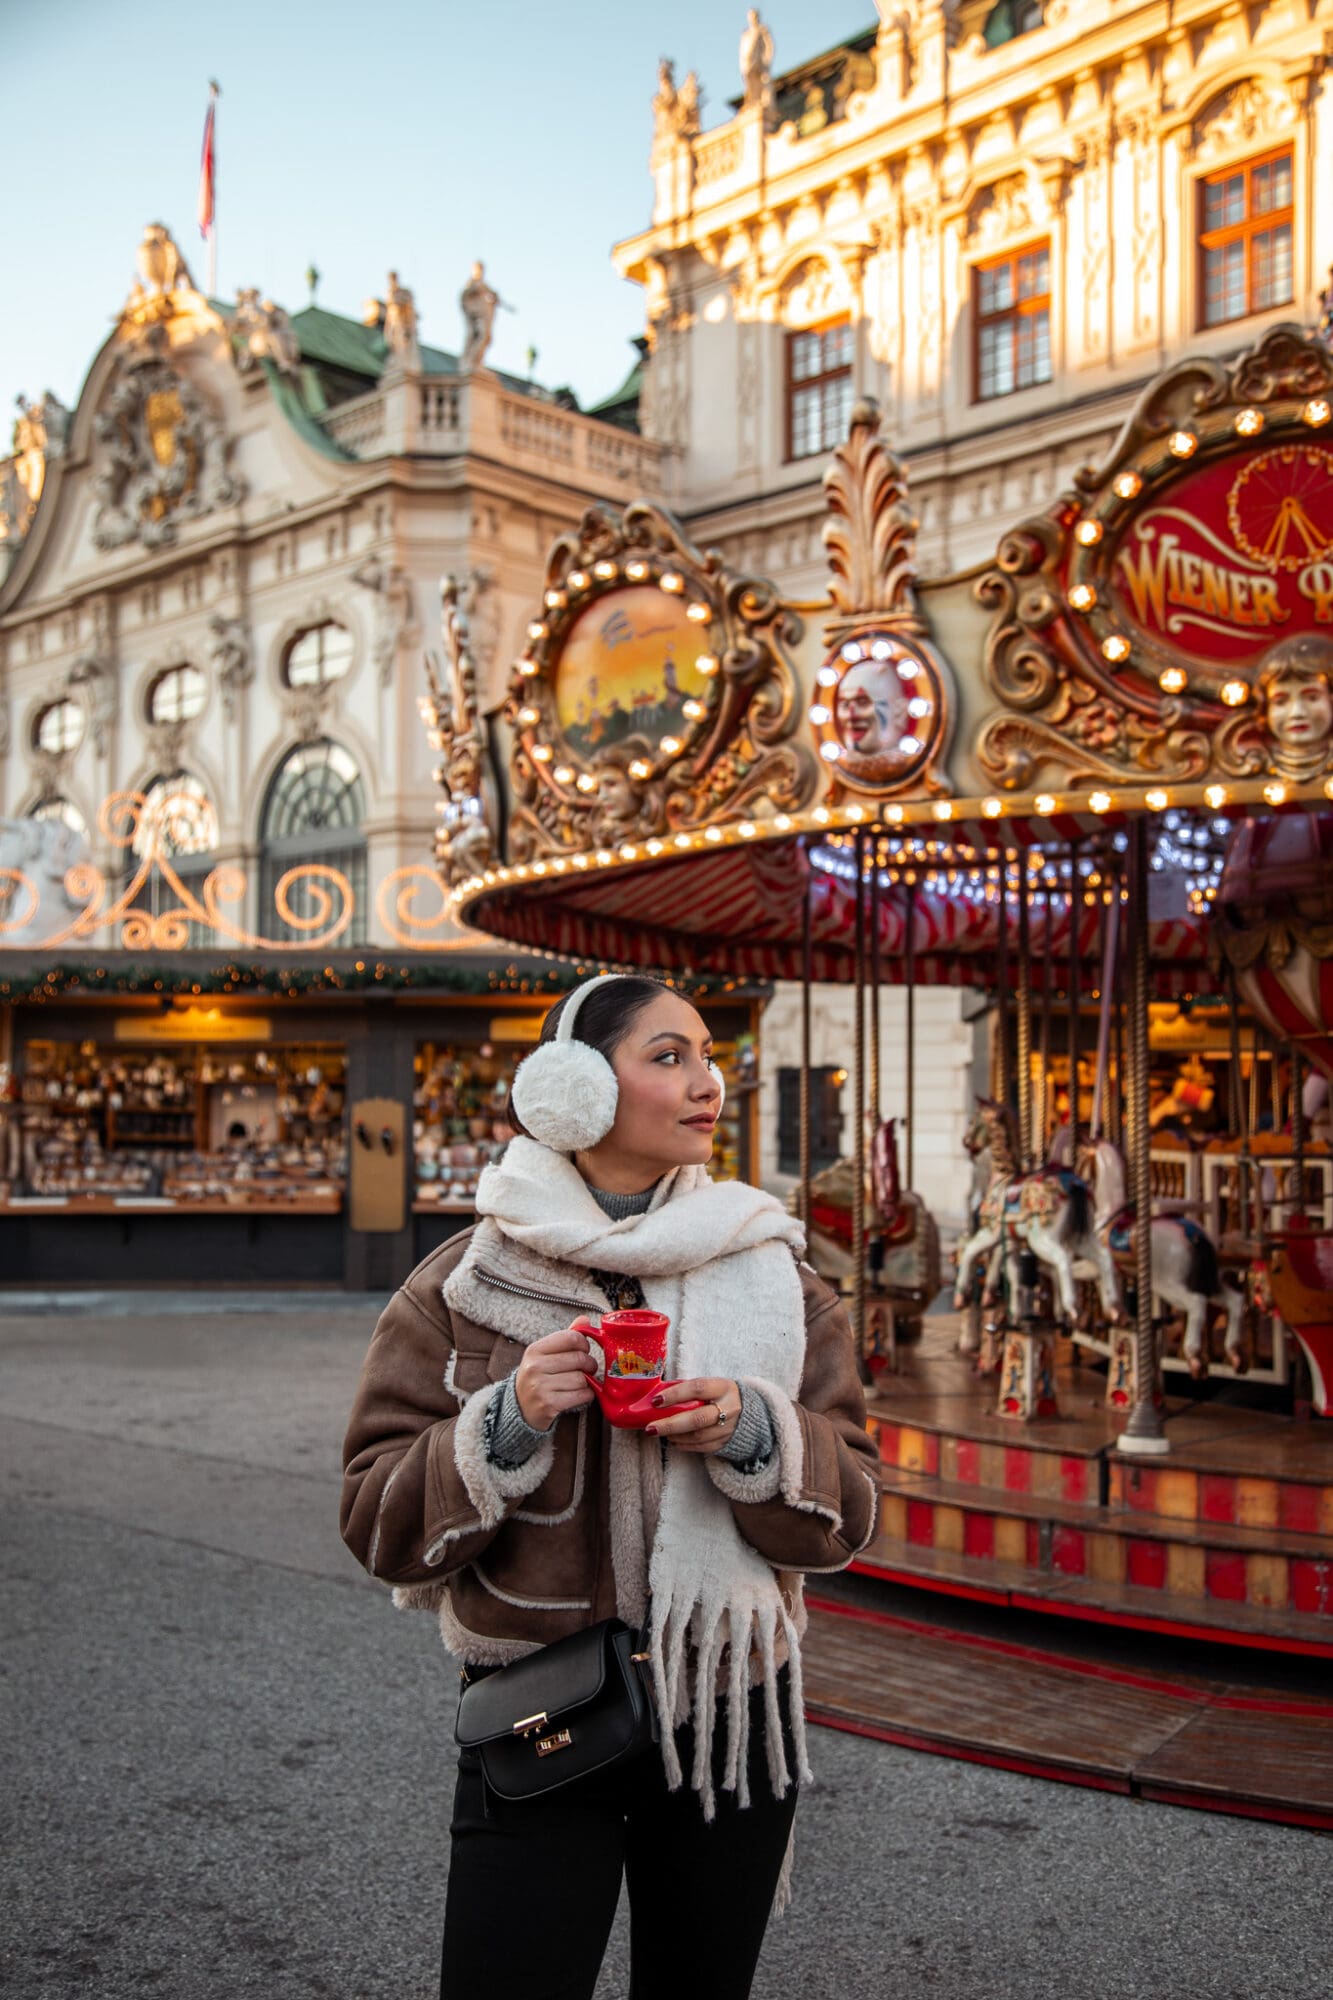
[425,321,1333,1819]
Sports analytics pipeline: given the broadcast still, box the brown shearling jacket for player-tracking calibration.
[340,1223,879,1662]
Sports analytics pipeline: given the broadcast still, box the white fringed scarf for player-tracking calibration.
[472,1136,814,1823]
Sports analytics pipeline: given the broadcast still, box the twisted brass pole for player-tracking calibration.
[1015,849,1033,1171]
[1067,839,1082,1149]
[994,850,1010,1116]
[1120,816,1169,1456]
[799,848,812,1233]
[852,831,868,1366]
[905,876,917,1189]
[869,845,882,1128]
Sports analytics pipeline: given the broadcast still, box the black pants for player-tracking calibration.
[440,1671,799,2000]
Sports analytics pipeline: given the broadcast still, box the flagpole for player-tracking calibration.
[208,81,219,298]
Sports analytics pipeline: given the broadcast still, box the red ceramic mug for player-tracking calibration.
[572,1310,706,1430]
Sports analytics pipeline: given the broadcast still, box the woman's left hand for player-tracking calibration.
[645,1378,741,1455]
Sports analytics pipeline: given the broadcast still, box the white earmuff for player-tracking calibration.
[509,974,727,1154]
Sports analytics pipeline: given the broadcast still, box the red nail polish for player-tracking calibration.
[650,1394,664,1408]
[645,1424,658,1435]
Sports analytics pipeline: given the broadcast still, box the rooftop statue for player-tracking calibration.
[460,262,507,371]
[739,8,774,112]
[231,288,300,375]
[382,271,421,375]
[134,222,194,300]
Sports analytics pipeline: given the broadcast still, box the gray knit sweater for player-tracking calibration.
[485,1180,776,1472]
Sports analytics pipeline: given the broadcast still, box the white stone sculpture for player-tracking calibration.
[739,8,774,112]
[208,613,253,720]
[460,263,501,370]
[0,816,89,947]
[382,271,421,375]
[231,289,301,374]
[352,553,418,686]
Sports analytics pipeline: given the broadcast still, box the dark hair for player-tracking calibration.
[504,975,676,1140]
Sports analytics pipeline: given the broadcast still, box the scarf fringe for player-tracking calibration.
[649,1594,809,1825]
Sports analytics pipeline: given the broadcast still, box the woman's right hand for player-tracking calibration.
[513,1327,597,1431]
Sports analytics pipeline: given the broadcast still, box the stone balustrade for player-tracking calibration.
[316,371,673,500]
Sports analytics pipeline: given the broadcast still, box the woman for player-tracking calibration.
[341,972,878,2000]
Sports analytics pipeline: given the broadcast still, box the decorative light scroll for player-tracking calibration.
[0,789,353,952]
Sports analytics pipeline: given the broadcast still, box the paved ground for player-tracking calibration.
[0,1291,1324,1999]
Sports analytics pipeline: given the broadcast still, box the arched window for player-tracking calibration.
[27,796,88,837]
[147,663,208,724]
[33,699,84,756]
[283,622,354,688]
[983,0,1043,47]
[126,772,219,947]
[259,739,367,942]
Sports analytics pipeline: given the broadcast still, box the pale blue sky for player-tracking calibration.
[1,0,874,421]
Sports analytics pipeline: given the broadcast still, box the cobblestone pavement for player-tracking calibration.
[0,1293,1323,2000]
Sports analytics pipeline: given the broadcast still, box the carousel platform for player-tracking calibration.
[802,1585,1333,1830]
[858,1318,1333,1658]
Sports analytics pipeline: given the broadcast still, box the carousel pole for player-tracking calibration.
[1109,861,1126,1152]
[1120,815,1170,1456]
[799,848,813,1233]
[1015,848,1033,1170]
[1228,969,1254,1241]
[852,831,868,1367]
[1040,886,1055,1157]
[1066,839,1083,1149]
[905,874,917,1189]
[994,846,1011,1116]
[1291,1047,1307,1220]
[870,844,882,1127]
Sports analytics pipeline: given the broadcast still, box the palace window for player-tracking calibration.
[1198,148,1293,328]
[33,698,84,756]
[974,243,1051,401]
[283,622,355,689]
[786,320,855,462]
[147,663,208,724]
[777,1067,846,1178]
[125,772,218,948]
[27,796,88,837]
[982,0,1043,47]
[259,739,367,943]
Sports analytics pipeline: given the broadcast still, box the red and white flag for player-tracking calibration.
[197,84,217,240]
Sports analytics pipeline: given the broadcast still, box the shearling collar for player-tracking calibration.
[443,1218,605,1344]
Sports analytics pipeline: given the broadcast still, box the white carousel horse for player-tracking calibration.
[952,1098,1123,1326]
[1073,1137,1246,1377]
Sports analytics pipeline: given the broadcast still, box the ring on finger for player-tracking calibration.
[713,1400,729,1428]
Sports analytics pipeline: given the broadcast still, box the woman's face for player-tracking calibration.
[577,990,721,1187]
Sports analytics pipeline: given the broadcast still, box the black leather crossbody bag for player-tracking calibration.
[454,1618,658,1801]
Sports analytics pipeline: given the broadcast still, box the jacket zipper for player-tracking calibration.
[474,1266,600,1317]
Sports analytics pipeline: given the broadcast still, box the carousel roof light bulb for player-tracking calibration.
[738,820,757,837]
[516,657,539,676]
[809,704,831,725]
[1169,430,1197,457]
[1102,634,1132,663]
[870,638,895,660]
[1068,583,1096,612]
[886,804,904,823]
[1303,398,1331,427]
[898,735,921,755]
[527,621,548,641]
[576,772,598,793]
[626,559,649,581]
[816,665,840,687]
[813,805,831,823]
[674,832,692,847]
[544,589,567,610]
[841,641,864,664]
[659,736,682,755]
[685,601,711,623]
[1220,680,1248,706]
[568,570,589,590]
[573,853,590,869]
[1034,793,1056,815]
[553,765,574,785]
[895,659,918,681]
[932,800,954,821]
[1145,788,1168,810]
[1235,408,1264,437]
[705,825,724,841]
[1088,790,1112,814]
[844,803,866,821]
[982,796,1003,817]
[1158,665,1186,692]
[682,698,706,720]
[1264,780,1287,805]
[820,741,842,761]
[1113,471,1143,500]
[659,572,684,593]
[774,813,792,831]
[908,696,930,717]
[629,758,652,779]
[532,744,553,763]
[697,654,719,676]
[1324,776,1333,800]
[593,560,618,581]
[1075,519,1103,546]
[620,843,638,860]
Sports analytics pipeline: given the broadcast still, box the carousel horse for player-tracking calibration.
[1073,1136,1246,1378]
[802,1116,941,1352]
[952,1098,1123,1327]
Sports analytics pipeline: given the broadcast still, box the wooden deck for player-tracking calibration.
[802,1592,1333,1829]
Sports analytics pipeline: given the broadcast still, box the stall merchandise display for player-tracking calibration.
[413,1043,520,1208]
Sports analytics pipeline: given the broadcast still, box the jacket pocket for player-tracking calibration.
[513,1407,587,1525]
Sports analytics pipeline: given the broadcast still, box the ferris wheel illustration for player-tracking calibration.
[1227,445,1333,573]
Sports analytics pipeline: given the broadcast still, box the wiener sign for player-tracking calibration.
[1109,445,1333,670]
